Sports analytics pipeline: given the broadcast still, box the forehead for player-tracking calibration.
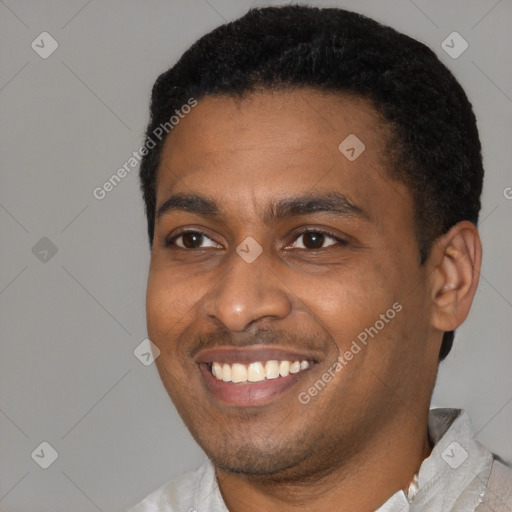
[155,89,410,222]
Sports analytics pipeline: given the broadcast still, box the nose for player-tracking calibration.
[201,249,292,332]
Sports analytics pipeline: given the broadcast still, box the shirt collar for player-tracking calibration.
[375,408,493,511]
[199,408,493,512]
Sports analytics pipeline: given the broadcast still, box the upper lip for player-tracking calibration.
[194,345,323,365]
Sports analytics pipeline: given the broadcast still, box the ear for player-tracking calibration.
[430,221,482,333]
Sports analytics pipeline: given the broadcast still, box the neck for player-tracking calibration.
[216,410,433,512]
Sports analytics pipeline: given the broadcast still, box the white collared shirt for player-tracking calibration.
[129,408,510,511]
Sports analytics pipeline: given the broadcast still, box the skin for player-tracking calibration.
[146,89,482,511]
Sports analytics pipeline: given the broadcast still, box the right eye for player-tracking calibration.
[165,230,222,250]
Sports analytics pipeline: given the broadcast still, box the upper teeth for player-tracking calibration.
[211,360,310,383]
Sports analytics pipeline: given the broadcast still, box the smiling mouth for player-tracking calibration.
[207,359,312,383]
[194,346,322,406]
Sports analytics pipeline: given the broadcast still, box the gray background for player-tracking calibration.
[0,0,511,510]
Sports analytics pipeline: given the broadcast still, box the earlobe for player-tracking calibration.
[430,221,482,332]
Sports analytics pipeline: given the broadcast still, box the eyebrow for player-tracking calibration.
[156,194,218,219]
[262,192,368,223]
[156,192,369,223]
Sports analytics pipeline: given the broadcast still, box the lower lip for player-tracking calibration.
[199,364,312,407]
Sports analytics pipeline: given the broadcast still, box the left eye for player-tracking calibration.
[289,231,341,250]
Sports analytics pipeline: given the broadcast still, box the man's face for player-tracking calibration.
[146,90,438,479]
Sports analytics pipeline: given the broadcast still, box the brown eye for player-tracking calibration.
[181,232,203,248]
[302,232,325,249]
[290,230,340,250]
[166,230,221,249]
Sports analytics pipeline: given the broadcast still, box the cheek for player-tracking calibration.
[301,265,395,345]
[147,271,193,392]
[146,278,176,337]
[145,266,195,346]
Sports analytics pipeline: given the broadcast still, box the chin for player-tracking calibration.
[210,448,306,477]
[196,426,315,478]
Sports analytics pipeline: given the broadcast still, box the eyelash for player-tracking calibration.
[164,228,348,250]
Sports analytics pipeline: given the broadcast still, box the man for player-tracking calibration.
[130,5,511,511]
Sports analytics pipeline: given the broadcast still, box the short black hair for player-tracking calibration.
[139,5,483,361]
